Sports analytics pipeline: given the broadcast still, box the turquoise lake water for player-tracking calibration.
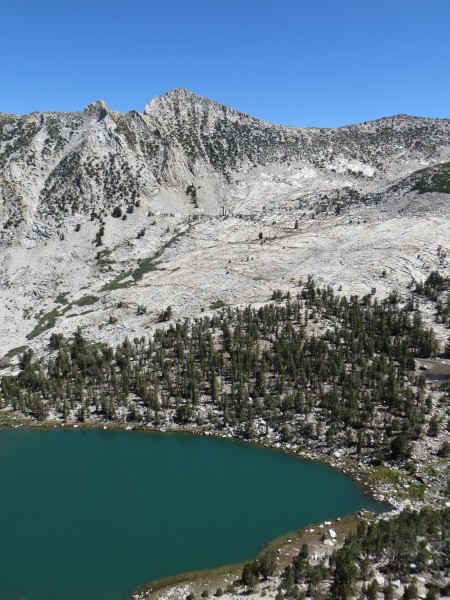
[0,429,387,600]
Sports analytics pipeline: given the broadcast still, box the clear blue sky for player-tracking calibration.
[2,0,449,126]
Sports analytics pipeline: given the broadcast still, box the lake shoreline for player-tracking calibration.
[0,411,394,506]
[121,429,397,600]
[135,511,375,600]
[0,413,404,600]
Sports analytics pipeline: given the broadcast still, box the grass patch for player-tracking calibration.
[365,466,401,486]
[398,483,426,502]
[100,229,186,292]
[210,300,227,310]
[6,345,29,357]
[96,249,115,272]
[0,413,19,427]
[424,465,439,478]
[101,271,134,291]
[73,295,99,307]
[97,250,116,273]
[26,296,98,338]
[26,308,60,340]
[365,466,426,503]
[66,309,97,318]
[131,257,158,281]
[101,257,159,291]
[97,259,115,271]
[54,293,69,305]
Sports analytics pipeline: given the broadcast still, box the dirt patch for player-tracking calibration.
[416,359,450,379]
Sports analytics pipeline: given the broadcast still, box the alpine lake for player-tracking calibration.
[0,428,388,600]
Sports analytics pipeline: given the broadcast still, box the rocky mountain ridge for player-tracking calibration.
[0,89,449,355]
[1,89,449,240]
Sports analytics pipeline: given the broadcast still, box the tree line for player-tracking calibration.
[0,279,444,464]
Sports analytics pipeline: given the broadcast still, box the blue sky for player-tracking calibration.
[2,0,449,126]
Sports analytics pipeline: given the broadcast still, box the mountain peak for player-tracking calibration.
[84,99,109,118]
[163,87,201,100]
[144,88,211,116]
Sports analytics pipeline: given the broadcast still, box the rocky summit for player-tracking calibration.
[1,89,449,354]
